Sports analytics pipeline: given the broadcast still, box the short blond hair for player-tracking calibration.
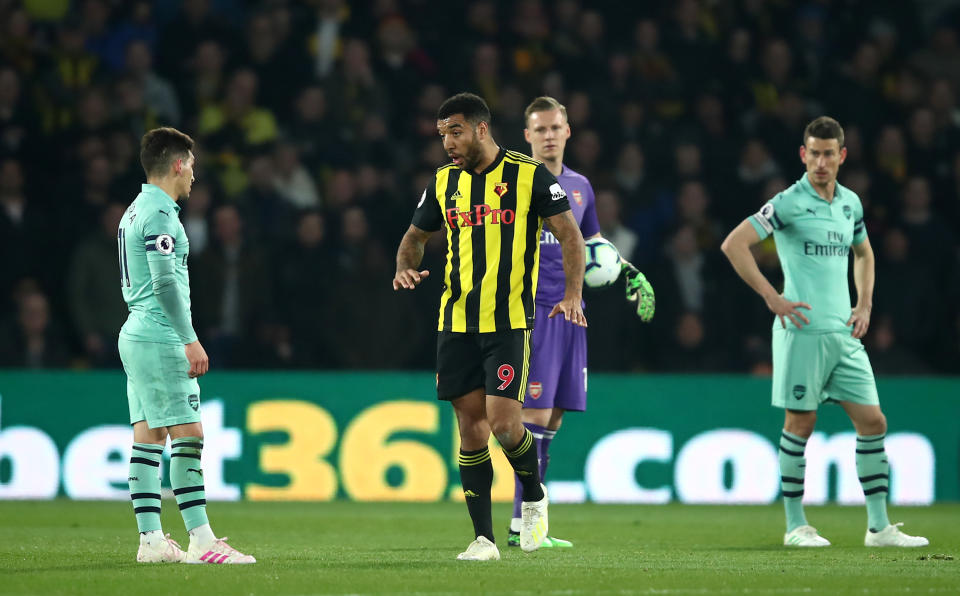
[524,96,568,125]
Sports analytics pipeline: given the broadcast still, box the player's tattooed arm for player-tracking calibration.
[544,211,587,327]
[393,224,434,290]
[545,211,585,298]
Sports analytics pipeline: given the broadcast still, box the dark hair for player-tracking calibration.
[140,127,195,178]
[524,96,567,124]
[437,92,491,126]
[803,116,844,147]
[298,208,324,221]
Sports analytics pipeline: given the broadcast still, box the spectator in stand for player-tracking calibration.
[0,2,957,373]
[874,227,939,361]
[324,168,358,213]
[178,39,227,118]
[237,153,294,243]
[0,287,70,368]
[274,210,335,367]
[326,206,422,368]
[239,10,310,116]
[736,139,781,203]
[181,182,213,256]
[326,39,389,130]
[612,143,650,209]
[1,8,41,75]
[67,203,128,366]
[567,128,602,182]
[899,177,955,279]
[674,180,722,251]
[190,205,273,367]
[198,68,278,153]
[286,85,350,171]
[273,141,320,209]
[656,311,723,373]
[124,39,180,126]
[0,66,38,160]
[867,315,932,376]
[906,108,941,179]
[595,189,638,263]
[374,16,434,130]
[650,224,726,360]
[0,159,48,310]
[38,17,101,133]
[157,0,234,81]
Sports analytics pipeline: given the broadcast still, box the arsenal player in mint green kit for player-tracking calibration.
[721,117,928,548]
[118,127,255,564]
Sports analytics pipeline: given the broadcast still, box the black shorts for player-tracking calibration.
[436,329,532,402]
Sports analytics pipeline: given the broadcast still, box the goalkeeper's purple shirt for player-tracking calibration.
[535,165,600,305]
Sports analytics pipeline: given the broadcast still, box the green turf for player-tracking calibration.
[1,501,957,595]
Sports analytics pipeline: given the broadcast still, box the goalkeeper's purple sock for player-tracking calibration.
[511,422,552,523]
[539,426,555,480]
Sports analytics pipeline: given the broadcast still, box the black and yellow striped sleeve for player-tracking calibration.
[410,171,443,231]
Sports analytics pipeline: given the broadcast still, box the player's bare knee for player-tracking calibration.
[522,407,551,428]
[548,408,564,430]
[457,417,490,450]
[784,410,816,438]
[168,422,204,440]
[455,408,485,432]
[133,422,167,445]
[490,419,522,448]
[863,412,887,436]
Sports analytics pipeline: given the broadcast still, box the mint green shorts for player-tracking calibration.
[771,329,879,411]
[118,336,201,428]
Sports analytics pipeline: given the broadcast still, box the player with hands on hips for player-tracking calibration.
[720,116,927,549]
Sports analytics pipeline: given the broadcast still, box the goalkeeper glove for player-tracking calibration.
[622,261,655,322]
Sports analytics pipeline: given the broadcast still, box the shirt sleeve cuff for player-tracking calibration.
[748,215,771,240]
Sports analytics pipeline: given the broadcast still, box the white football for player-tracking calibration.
[584,238,622,287]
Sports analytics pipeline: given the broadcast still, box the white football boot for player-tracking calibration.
[783,525,831,547]
[185,537,256,564]
[137,533,186,563]
[520,483,549,552]
[456,536,500,561]
[865,523,929,547]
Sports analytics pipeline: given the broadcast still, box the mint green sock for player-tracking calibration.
[170,437,208,531]
[779,431,808,532]
[856,434,890,532]
[129,443,163,533]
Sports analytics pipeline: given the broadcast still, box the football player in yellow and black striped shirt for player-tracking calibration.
[393,93,586,561]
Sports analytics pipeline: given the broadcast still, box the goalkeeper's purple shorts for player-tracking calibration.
[523,305,587,411]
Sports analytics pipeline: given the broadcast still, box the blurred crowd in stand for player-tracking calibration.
[0,0,957,374]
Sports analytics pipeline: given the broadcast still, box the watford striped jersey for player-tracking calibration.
[411,148,571,332]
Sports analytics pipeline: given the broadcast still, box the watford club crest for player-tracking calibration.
[494,182,509,197]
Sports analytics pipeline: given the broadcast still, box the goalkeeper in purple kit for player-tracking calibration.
[507,97,655,547]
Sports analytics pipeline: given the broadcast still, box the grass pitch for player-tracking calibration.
[1,501,958,595]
